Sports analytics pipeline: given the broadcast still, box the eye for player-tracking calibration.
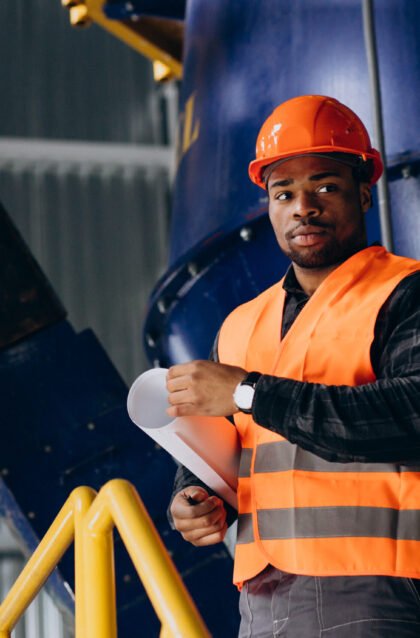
[317,184,337,193]
[274,191,291,201]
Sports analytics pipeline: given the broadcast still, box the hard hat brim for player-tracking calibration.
[249,146,384,189]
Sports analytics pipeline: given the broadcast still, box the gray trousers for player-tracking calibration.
[238,566,420,637]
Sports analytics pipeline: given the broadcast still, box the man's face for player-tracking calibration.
[267,155,371,269]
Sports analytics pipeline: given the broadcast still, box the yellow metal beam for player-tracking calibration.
[62,0,183,79]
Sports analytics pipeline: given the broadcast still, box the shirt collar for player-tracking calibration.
[282,264,306,296]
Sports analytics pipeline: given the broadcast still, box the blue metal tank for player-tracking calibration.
[144,0,420,366]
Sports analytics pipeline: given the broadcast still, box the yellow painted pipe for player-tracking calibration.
[82,488,117,638]
[0,486,95,635]
[101,479,210,638]
[74,487,97,636]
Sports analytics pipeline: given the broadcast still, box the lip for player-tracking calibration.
[291,227,329,247]
[292,226,327,238]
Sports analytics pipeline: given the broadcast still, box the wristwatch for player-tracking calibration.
[233,371,262,414]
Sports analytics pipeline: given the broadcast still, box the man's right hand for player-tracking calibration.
[170,486,227,546]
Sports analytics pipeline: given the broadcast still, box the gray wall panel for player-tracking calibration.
[0,0,162,144]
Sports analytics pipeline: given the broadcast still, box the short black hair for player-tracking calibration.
[324,152,374,184]
[352,159,374,184]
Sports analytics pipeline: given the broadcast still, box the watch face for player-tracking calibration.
[234,384,255,410]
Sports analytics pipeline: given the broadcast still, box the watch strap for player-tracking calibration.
[233,371,262,414]
[241,371,262,387]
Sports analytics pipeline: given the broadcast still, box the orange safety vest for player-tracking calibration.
[218,246,420,586]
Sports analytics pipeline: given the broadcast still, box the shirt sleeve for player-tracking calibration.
[252,271,420,463]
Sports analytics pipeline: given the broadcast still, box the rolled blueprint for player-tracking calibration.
[127,368,240,509]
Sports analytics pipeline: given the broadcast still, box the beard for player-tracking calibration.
[282,217,367,269]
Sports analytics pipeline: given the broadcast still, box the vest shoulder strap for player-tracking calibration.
[218,279,285,368]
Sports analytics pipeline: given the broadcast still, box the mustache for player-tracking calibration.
[286,219,334,239]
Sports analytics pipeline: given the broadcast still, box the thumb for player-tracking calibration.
[186,486,209,503]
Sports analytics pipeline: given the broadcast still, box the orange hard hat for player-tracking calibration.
[248,95,383,188]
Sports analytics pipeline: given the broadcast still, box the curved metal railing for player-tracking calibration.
[0,479,210,638]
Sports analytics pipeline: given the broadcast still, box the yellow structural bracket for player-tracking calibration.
[0,479,210,638]
[61,0,183,80]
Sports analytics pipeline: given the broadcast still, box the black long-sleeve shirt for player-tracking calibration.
[171,263,420,512]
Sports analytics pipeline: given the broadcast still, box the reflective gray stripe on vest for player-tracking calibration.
[237,513,254,544]
[237,507,420,544]
[239,449,253,478]
[238,441,420,477]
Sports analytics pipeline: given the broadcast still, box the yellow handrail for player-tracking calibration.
[0,479,210,638]
[0,485,96,638]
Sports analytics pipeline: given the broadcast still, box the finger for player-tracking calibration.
[167,363,195,380]
[179,511,227,539]
[172,494,223,521]
[166,375,191,392]
[183,487,210,503]
[167,389,193,406]
[170,488,211,517]
[185,523,228,547]
[167,403,207,418]
[166,403,199,418]
[174,504,226,533]
[167,404,193,418]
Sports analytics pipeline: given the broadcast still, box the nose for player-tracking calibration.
[292,191,321,219]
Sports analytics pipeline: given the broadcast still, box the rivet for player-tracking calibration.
[157,299,167,314]
[239,227,253,242]
[28,512,36,520]
[87,422,96,431]
[146,334,156,348]
[187,262,199,277]
[1,468,9,476]
[123,574,132,583]
[402,165,411,179]
[44,445,52,453]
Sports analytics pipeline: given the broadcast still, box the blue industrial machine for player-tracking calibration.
[144,0,420,367]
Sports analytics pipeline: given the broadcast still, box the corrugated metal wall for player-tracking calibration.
[0,1,162,143]
[0,161,170,383]
[0,521,73,637]
[0,0,174,384]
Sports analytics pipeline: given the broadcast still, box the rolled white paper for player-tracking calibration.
[127,368,240,509]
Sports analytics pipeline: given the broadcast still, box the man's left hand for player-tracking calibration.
[166,360,247,418]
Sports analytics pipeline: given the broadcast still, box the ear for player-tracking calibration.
[359,183,372,213]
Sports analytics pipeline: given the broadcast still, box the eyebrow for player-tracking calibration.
[268,171,342,190]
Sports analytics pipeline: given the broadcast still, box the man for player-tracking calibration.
[166,95,420,636]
